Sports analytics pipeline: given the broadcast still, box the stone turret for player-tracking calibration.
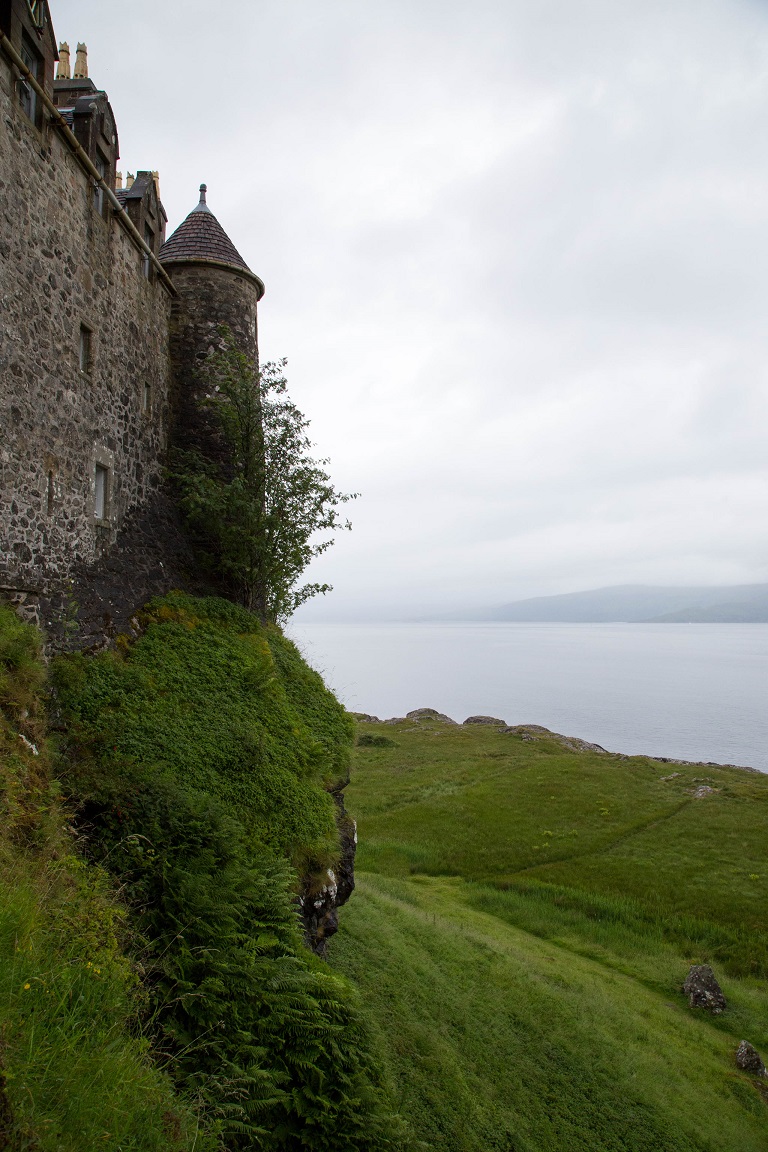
[160,185,265,459]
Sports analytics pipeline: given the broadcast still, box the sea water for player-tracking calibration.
[286,621,768,772]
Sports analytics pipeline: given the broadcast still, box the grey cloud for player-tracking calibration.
[55,0,768,616]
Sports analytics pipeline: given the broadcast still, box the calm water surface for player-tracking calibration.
[286,622,768,772]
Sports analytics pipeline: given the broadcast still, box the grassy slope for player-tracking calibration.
[0,604,205,1151]
[329,717,768,1151]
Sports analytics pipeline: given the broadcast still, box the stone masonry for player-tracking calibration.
[0,26,172,595]
[0,0,265,637]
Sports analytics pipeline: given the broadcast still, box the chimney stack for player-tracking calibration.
[126,173,134,189]
[56,42,71,80]
[115,171,123,190]
[73,42,88,79]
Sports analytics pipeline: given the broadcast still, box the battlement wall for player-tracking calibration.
[0,43,173,594]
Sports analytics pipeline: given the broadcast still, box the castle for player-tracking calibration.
[0,0,265,627]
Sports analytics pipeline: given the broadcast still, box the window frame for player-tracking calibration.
[79,324,92,374]
[94,150,108,218]
[18,34,41,127]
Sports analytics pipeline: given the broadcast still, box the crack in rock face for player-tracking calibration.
[300,786,356,958]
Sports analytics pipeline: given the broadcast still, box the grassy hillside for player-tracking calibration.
[0,596,410,1151]
[329,714,768,1151]
[0,603,208,1150]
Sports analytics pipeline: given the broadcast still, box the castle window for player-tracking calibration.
[142,224,153,279]
[94,464,110,520]
[94,151,107,217]
[79,325,92,373]
[18,35,41,125]
[142,382,152,412]
[46,471,54,516]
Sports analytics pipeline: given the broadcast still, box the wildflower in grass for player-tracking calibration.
[23,983,30,990]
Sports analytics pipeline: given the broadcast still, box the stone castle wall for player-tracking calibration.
[0,46,173,595]
[167,263,260,460]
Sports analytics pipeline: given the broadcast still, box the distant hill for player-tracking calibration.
[442,583,768,623]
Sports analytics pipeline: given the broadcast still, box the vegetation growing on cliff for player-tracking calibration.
[50,592,406,1150]
[0,598,409,1150]
[171,329,356,622]
[330,715,768,1151]
[0,604,207,1149]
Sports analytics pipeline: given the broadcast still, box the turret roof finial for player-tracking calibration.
[191,183,212,214]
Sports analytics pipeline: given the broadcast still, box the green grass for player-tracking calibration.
[0,604,206,1151]
[328,716,768,1151]
[49,594,405,1151]
[0,853,205,1151]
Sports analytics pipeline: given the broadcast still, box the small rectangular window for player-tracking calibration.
[94,152,107,216]
[142,225,154,279]
[19,36,40,125]
[79,325,92,373]
[142,382,151,412]
[94,464,109,520]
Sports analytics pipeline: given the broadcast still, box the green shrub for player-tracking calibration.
[53,593,344,873]
[357,734,397,748]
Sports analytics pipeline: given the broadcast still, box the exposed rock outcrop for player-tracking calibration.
[683,964,726,1014]
[406,708,457,724]
[300,778,357,957]
[736,1040,766,1075]
[463,715,507,727]
[502,724,608,753]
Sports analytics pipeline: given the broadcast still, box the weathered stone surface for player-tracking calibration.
[0,52,173,592]
[502,724,608,753]
[683,964,726,1013]
[463,715,507,726]
[300,778,356,957]
[406,707,457,724]
[37,485,213,651]
[350,712,381,723]
[165,262,261,469]
[736,1040,766,1075]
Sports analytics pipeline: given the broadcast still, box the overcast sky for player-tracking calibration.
[56,0,768,618]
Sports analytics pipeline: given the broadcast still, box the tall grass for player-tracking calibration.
[0,604,206,1150]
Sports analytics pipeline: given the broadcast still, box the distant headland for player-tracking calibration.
[429,583,768,623]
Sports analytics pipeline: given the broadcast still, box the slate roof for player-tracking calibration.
[118,173,153,201]
[159,185,251,273]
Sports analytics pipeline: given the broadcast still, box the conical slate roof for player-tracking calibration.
[159,185,251,273]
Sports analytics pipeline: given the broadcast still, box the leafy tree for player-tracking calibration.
[171,327,357,623]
